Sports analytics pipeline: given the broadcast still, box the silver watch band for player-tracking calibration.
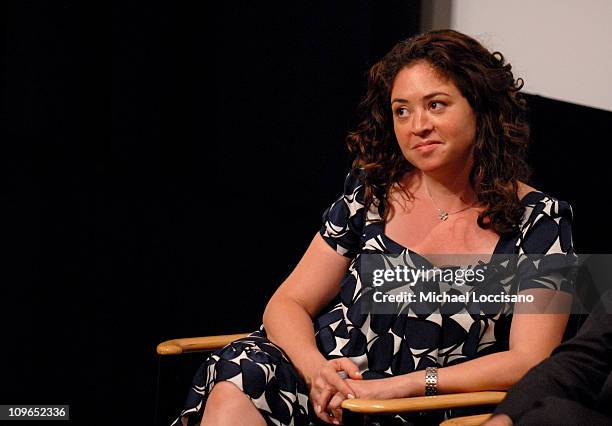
[425,367,438,396]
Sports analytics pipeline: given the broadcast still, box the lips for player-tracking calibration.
[412,140,442,150]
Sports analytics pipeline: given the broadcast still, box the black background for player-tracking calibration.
[2,1,610,425]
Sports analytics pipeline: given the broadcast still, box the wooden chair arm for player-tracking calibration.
[341,391,506,414]
[440,413,494,425]
[158,336,504,423]
[156,333,250,355]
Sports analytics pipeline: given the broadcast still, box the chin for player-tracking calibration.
[405,159,445,173]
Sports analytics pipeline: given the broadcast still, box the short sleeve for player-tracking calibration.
[319,170,366,258]
[516,197,577,293]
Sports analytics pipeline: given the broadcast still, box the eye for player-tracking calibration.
[430,101,446,111]
[395,106,409,118]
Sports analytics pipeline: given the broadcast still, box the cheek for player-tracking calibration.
[392,127,412,158]
[392,121,401,139]
[395,134,414,159]
[461,110,477,141]
[393,121,412,144]
[462,119,477,145]
[446,113,476,144]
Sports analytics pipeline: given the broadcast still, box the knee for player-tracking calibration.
[202,381,266,426]
[207,381,243,404]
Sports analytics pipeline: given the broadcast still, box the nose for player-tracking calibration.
[411,109,433,136]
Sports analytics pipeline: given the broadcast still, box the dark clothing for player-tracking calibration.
[494,309,612,424]
[517,397,611,425]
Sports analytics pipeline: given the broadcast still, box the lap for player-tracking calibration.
[174,329,313,426]
[175,329,452,426]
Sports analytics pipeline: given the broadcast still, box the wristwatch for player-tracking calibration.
[425,367,438,396]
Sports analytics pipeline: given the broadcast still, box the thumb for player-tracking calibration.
[338,358,362,380]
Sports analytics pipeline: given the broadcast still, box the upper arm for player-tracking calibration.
[271,232,351,319]
[509,302,571,364]
[510,197,576,363]
[270,170,367,318]
[319,170,367,258]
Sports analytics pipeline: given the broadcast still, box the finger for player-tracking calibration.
[312,372,340,424]
[315,408,335,425]
[312,378,341,424]
[325,410,340,426]
[328,392,344,423]
[317,386,334,415]
[336,358,363,380]
[313,395,337,425]
[313,380,330,407]
[322,365,357,399]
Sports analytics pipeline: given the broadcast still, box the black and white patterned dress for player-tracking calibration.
[172,170,576,426]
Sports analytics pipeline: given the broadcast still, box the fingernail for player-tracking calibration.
[333,420,340,425]
[347,394,355,399]
[315,404,321,414]
[353,371,362,377]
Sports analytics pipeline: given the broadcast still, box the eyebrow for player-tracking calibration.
[390,92,451,105]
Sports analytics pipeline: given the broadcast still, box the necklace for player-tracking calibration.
[425,182,475,221]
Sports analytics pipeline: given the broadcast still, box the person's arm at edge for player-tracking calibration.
[490,310,612,423]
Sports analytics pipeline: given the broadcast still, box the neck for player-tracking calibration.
[419,165,476,212]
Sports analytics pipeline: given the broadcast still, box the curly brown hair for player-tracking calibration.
[347,29,531,235]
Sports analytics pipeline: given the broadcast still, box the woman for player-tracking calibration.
[173,29,576,426]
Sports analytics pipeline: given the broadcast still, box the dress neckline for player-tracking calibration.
[378,190,542,260]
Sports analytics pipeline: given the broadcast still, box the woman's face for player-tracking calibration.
[390,60,477,175]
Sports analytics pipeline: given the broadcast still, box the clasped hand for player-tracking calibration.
[306,357,359,425]
[307,357,412,425]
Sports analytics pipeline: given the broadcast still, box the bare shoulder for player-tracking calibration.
[517,181,539,199]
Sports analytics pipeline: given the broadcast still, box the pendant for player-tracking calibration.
[438,210,449,221]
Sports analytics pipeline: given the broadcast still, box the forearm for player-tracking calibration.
[437,350,538,393]
[395,349,545,397]
[396,313,571,396]
[263,294,326,384]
